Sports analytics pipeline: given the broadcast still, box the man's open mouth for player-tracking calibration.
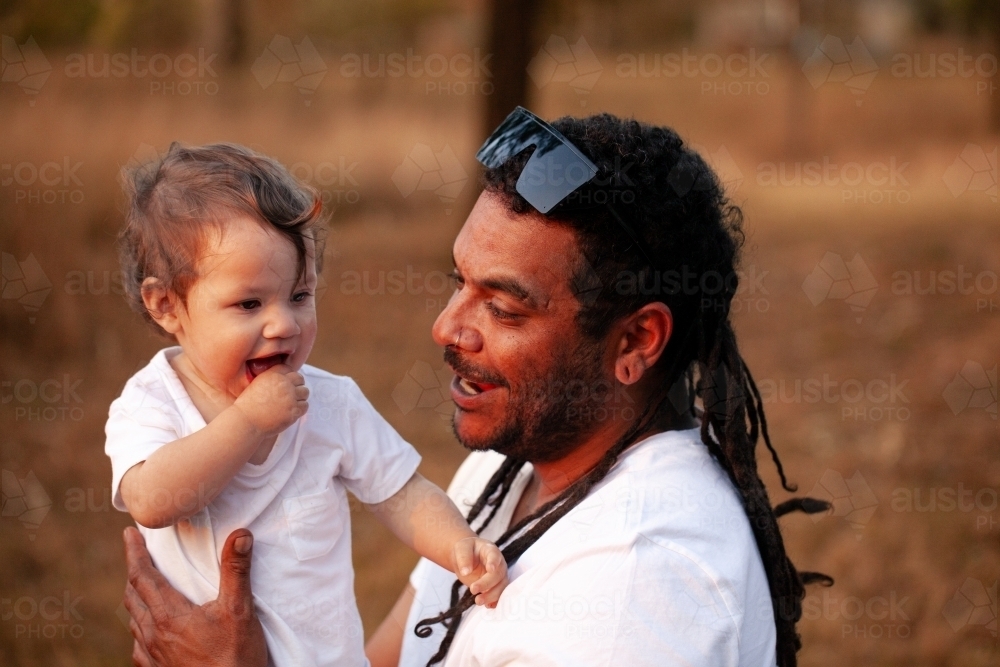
[452,374,501,397]
[246,353,289,379]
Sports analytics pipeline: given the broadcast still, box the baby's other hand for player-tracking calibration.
[453,537,508,608]
[235,365,308,436]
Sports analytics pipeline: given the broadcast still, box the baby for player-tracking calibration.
[105,143,505,666]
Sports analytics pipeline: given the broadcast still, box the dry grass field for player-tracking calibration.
[1,50,998,666]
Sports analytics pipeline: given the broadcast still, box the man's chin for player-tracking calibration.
[451,413,508,453]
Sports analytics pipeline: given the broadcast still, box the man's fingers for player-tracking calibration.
[217,528,256,618]
[123,528,171,618]
[124,527,194,622]
[131,638,154,667]
[123,581,150,627]
[123,526,154,575]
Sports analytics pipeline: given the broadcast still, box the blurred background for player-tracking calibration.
[1,0,998,665]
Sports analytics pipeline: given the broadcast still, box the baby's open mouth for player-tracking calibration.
[247,353,289,379]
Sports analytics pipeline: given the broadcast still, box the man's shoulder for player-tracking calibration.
[607,428,756,544]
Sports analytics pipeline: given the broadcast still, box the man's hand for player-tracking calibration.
[453,537,508,608]
[234,365,309,437]
[123,526,268,667]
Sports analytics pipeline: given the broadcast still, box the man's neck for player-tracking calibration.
[512,408,697,525]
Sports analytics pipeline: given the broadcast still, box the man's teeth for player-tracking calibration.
[459,377,482,395]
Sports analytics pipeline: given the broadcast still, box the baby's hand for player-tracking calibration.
[453,537,508,608]
[234,365,309,436]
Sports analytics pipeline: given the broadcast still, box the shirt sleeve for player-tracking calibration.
[105,389,184,513]
[329,377,422,505]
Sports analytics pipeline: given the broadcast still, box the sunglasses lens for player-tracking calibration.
[477,107,656,268]
[477,108,598,213]
[476,110,540,168]
[515,143,598,213]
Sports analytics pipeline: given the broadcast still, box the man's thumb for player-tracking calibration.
[218,528,255,616]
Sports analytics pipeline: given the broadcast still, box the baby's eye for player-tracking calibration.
[291,291,312,303]
[238,299,261,311]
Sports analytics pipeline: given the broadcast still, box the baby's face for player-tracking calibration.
[172,216,318,399]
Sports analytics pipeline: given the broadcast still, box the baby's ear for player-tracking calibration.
[140,277,181,334]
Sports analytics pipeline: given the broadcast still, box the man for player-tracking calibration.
[124,109,824,667]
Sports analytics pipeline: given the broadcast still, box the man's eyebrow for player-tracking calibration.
[480,276,539,308]
[452,254,541,307]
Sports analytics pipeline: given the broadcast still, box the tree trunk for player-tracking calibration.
[222,0,248,67]
[482,0,545,140]
[992,23,1000,132]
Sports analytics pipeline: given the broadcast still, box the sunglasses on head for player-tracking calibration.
[476,106,656,268]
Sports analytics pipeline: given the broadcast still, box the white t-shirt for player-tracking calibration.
[401,428,777,667]
[105,347,421,667]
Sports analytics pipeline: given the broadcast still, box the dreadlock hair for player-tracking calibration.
[415,113,832,666]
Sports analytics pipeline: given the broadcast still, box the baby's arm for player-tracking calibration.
[120,366,308,528]
[365,473,508,606]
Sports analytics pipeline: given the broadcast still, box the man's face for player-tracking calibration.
[432,192,613,462]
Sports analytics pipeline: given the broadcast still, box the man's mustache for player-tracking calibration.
[443,347,508,388]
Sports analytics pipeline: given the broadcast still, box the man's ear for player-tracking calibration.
[140,277,182,335]
[613,302,673,386]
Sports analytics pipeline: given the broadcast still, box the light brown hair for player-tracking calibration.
[118,142,325,334]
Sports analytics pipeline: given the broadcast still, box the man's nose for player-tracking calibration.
[432,292,482,352]
[263,305,301,339]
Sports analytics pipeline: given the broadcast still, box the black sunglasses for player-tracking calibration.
[476,107,656,268]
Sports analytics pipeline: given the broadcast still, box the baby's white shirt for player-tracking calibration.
[105,347,421,667]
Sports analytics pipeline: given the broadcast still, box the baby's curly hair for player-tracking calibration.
[118,142,325,336]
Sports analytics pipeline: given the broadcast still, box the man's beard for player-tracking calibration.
[446,336,614,463]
